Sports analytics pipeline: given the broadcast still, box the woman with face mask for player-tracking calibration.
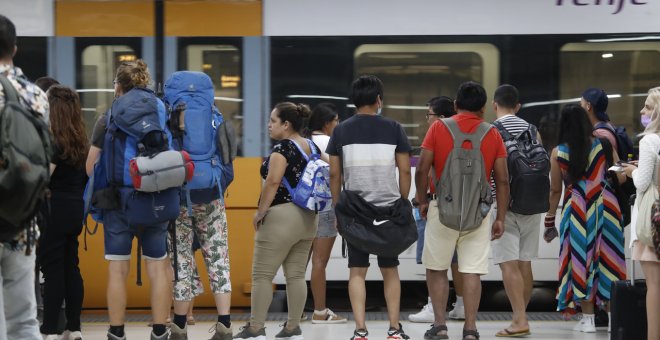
[621,86,660,340]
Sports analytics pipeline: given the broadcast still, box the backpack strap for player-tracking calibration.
[286,138,312,161]
[0,75,20,104]
[441,118,492,151]
[492,120,514,142]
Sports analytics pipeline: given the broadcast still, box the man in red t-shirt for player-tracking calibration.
[415,81,508,340]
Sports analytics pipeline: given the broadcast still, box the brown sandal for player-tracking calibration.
[463,328,480,340]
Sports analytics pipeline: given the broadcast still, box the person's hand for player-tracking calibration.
[491,219,504,240]
[543,214,559,243]
[622,163,637,178]
[253,211,267,231]
[418,201,429,220]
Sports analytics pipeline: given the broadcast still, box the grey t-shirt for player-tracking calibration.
[327,114,411,207]
[90,114,106,148]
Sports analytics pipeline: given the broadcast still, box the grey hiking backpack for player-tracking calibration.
[0,75,52,241]
[435,119,493,231]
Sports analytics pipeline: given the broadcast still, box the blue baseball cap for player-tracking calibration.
[582,87,609,121]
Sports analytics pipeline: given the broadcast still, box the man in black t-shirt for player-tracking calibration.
[327,75,412,340]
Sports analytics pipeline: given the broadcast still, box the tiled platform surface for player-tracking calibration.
[74,312,612,340]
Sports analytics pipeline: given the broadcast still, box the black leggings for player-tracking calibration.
[38,194,85,334]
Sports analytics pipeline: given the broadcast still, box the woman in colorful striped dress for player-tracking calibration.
[543,104,626,332]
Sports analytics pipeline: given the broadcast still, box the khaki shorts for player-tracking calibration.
[422,201,491,274]
[490,207,541,264]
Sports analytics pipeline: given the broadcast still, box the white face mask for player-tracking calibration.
[376,106,382,115]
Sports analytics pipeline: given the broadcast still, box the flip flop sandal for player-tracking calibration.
[463,328,480,340]
[495,328,531,337]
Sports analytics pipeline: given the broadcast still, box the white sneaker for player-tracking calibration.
[69,331,83,340]
[573,315,596,333]
[408,297,434,323]
[43,335,58,340]
[447,303,465,320]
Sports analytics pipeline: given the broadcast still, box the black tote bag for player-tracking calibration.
[335,190,417,258]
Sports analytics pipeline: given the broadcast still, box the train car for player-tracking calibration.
[4,0,659,308]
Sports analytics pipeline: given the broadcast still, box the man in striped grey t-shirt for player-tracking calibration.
[491,84,544,338]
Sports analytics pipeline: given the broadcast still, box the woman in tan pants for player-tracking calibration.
[234,102,320,340]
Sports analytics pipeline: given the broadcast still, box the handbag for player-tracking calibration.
[651,200,660,259]
[334,190,417,258]
[636,153,660,247]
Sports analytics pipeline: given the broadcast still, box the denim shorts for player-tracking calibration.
[316,209,338,238]
[103,210,169,261]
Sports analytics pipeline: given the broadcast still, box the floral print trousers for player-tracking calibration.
[169,200,231,301]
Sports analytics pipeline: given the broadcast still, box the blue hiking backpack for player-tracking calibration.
[162,71,237,209]
[98,88,180,226]
[282,139,332,213]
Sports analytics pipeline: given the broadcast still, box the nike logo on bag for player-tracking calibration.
[372,219,389,226]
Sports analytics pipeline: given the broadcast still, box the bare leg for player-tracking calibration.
[499,261,529,332]
[518,261,533,307]
[450,262,464,297]
[310,236,336,310]
[349,267,368,330]
[462,273,482,334]
[107,260,129,326]
[380,266,401,329]
[145,259,171,325]
[427,269,449,337]
[214,292,231,315]
[641,261,660,340]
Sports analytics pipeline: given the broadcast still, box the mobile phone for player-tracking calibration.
[608,165,624,172]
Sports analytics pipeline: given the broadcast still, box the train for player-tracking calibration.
[4,0,659,308]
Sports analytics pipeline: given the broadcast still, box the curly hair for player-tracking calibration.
[114,59,151,94]
[47,85,89,169]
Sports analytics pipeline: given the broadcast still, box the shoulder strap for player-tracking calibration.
[441,118,491,151]
[599,137,614,167]
[0,75,20,103]
[286,139,310,162]
[492,120,513,141]
[594,122,616,135]
[305,138,319,156]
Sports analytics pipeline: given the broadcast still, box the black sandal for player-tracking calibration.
[424,324,449,339]
[463,328,480,340]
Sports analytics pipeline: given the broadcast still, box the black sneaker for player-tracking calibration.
[350,328,368,340]
[386,323,410,340]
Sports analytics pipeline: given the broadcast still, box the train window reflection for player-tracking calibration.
[79,44,136,137]
[354,44,499,149]
[560,42,660,138]
[186,45,242,156]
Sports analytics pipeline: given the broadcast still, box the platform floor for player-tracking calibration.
[74,312,612,340]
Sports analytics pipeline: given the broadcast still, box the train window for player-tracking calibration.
[560,42,660,137]
[354,44,500,149]
[78,44,138,137]
[185,45,242,155]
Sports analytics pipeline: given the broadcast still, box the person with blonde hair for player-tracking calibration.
[39,86,88,340]
[85,60,171,340]
[234,102,320,340]
[621,86,660,340]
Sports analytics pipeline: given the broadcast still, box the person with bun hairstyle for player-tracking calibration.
[304,103,347,324]
[39,86,88,340]
[85,60,172,340]
[234,102,321,340]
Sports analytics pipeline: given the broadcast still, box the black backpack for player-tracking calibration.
[0,75,52,242]
[595,122,636,161]
[599,137,635,226]
[493,120,550,215]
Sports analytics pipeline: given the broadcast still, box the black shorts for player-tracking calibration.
[346,241,399,268]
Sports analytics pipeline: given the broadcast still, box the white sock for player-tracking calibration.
[455,296,464,307]
[314,308,328,315]
[583,313,595,322]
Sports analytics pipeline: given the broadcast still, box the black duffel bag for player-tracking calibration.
[335,190,417,258]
